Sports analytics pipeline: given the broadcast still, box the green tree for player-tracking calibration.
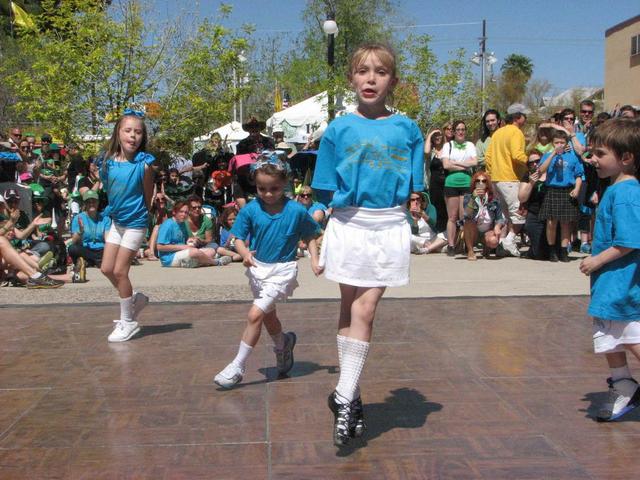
[491,53,534,108]
[157,7,251,153]
[2,0,176,140]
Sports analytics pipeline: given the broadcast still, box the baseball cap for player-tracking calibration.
[82,190,99,202]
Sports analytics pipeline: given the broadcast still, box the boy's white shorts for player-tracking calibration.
[593,318,640,354]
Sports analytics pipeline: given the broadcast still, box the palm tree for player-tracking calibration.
[500,54,534,82]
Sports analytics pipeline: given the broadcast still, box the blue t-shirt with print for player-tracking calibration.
[70,212,111,250]
[231,198,321,263]
[542,150,584,188]
[157,218,190,267]
[311,113,424,208]
[588,178,640,321]
[99,152,154,229]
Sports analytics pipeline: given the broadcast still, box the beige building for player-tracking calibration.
[604,15,640,109]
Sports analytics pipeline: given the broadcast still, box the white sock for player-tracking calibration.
[611,364,632,382]
[30,272,42,279]
[231,341,253,370]
[271,332,285,351]
[120,296,133,322]
[336,335,360,399]
[335,336,369,403]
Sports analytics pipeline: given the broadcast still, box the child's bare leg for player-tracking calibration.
[560,222,571,247]
[349,287,385,342]
[338,284,358,335]
[217,246,241,261]
[546,219,557,246]
[624,344,640,363]
[605,351,628,369]
[262,308,283,337]
[241,305,266,347]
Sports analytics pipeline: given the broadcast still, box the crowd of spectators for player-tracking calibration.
[0,102,638,288]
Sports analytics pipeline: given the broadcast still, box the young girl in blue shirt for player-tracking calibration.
[538,130,584,262]
[214,154,322,388]
[579,117,640,422]
[99,110,155,342]
[312,43,424,446]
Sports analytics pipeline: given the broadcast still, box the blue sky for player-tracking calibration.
[152,0,639,94]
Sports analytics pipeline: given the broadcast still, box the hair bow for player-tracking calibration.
[123,107,145,118]
[250,151,291,174]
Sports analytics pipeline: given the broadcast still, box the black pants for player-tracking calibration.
[68,244,103,267]
[524,212,556,260]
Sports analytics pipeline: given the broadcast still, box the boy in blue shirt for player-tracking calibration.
[579,118,640,421]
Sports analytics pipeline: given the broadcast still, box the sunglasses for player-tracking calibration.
[563,117,575,122]
[409,197,422,202]
[299,194,312,198]
[475,179,488,184]
[580,110,594,114]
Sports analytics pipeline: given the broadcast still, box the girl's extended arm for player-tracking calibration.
[307,237,323,276]
[580,246,633,276]
[234,238,256,267]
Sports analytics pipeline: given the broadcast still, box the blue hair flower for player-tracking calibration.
[250,151,291,175]
[123,107,145,118]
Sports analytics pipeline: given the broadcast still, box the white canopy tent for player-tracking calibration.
[267,91,357,143]
[193,121,249,153]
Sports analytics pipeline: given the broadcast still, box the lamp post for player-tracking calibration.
[233,52,247,123]
[470,19,497,115]
[323,14,338,121]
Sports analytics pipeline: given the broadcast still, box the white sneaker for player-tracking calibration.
[214,362,244,388]
[216,255,233,266]
[108,320,140,342]
[132,292,149,321]
[597,377,640,421]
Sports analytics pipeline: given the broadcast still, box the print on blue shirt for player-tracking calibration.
[312,114,424,209]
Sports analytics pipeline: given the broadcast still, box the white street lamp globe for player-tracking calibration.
[323,20,338,35]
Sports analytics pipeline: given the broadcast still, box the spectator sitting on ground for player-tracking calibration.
[0,235,64,288]
[27,185,55,260]
[463,172,506,261]
[408,191,446,254]
[1,188,39,251]
[185,195,218,250]
[518,150,550,260]
[68,190,112,281]
[156,201,231,268]
[296,186,327,225]
[216,204,242,262]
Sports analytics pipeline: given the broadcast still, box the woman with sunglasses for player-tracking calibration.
[442,120,478,256]
[407,192,446,254]
[462,172,505,260]
[296,186,327,225]
[518,150,551,260]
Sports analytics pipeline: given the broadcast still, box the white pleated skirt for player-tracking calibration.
[319,206,411,288]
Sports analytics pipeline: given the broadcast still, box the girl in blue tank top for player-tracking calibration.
[99,109,155,343]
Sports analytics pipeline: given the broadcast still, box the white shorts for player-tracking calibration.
[170,249,200,268]
[593,318,640,354]
[106,223,147,251]
[493,182,525,225]
[320,206,410,288]
[246,259,299,313]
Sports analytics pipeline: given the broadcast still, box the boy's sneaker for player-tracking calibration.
[26,275,64,289]
[580,242,591,254]
[214,362,244,388]
[597,377,640,422]
[217,255,233,266]
[107,320,140,342]
[132,292,149,321]
[350,396,366,438]
[275,332,297,375]
[75,257,87,283]
[328,390,353,446]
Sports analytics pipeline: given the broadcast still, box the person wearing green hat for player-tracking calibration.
[67,189,112,281]
[27,185,55,260]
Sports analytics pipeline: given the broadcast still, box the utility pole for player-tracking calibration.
[480,19,487,115]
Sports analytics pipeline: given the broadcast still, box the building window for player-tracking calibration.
[632,34,640,56]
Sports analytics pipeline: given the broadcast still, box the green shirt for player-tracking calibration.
[187,215,213,241]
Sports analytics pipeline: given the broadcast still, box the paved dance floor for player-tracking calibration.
[1,296,639,479]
